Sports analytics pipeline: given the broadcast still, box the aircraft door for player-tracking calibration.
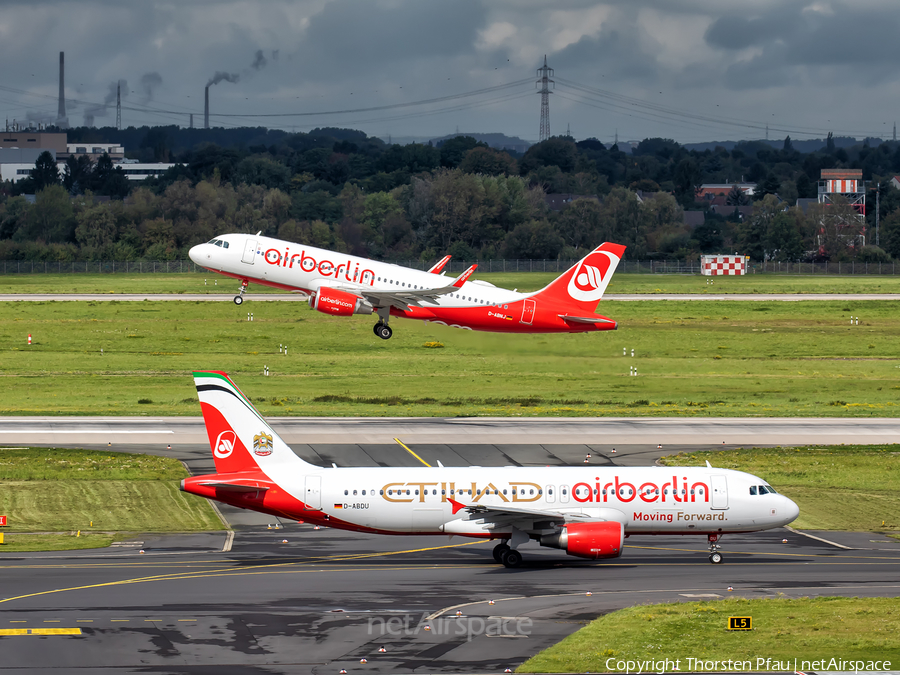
[241,239,257,264]
[710,474,728,509]
[560,485,570,504]
[304,475,321,510]
[546,485,556,503]
[520,298,535,325]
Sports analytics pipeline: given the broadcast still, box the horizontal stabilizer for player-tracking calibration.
[198,481,270,493]
[559,314,617,325]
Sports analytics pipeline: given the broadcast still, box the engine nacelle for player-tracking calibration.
[540,521,624,559]
[309,287,373,317]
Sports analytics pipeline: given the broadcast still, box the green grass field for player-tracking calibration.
[519,597,900,672]
[1,299,897,417]
[662,446,900,532]
[0,447,224,551]
[2,270,900,295]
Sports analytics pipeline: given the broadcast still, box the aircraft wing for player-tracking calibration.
[357,264,478,311]
[446,498,609,525]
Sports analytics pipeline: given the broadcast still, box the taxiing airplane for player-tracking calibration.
[182,371,800,567]
[189,234,625,339]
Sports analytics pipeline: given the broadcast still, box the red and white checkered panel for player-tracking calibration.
[701,256,745,276]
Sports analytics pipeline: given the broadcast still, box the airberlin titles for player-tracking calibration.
[262,245,375,286]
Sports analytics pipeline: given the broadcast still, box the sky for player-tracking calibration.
[1,0,899,145]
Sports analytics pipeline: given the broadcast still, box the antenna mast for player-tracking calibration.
[536,55,554,142]
[116,82,122,130]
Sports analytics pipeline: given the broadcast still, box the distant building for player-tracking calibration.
[697,183,756,200]
[683,211,706,228]
[0,132,67,155]
[66,143,124,161]
[1,161,173,184]
[890,176,900,191]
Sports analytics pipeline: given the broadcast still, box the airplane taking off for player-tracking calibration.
[182,371,800,567]
[188,234,625,339]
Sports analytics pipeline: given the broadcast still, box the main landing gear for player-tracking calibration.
[373,322,392,340]
[708,534,724,564]
[493,541,522,568]
[234,279,249,305]
[373,307,392,340]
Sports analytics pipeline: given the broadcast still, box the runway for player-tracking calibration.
[2,525,899,674]
[2,293,900,302]
[2,415,899,447]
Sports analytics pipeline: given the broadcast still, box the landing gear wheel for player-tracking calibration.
[233,295,244,306]
[709,552,723,564]
[492,543,510,563]
[375,324,393,340]
[501,549,523,568]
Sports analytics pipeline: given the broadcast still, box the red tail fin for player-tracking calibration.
[531,243,626,311]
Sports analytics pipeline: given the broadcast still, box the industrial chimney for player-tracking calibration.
[56,52,68,129]
[204,86,209,129]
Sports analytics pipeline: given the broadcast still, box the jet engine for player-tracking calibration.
[540,521,624,559]
[309,287,373,316]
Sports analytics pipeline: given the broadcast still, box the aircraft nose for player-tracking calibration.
[188,244,205,264]
[782,496,800,525]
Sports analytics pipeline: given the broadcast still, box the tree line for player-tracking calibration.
[2,126,900,262]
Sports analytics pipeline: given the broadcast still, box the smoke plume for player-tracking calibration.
[139,72,163,104]
[251,50,267,71]
[207,71,240,87]
[83,78,127,127]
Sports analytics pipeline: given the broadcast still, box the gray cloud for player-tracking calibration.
[0,1,898,142]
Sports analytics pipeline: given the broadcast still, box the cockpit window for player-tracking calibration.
[208,239,219,244]
[222,241,229,248]
[764,485,777,494]
[749,486,758,495]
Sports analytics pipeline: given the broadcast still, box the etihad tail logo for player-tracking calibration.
[567,249,618,302]
[214,430,237,458]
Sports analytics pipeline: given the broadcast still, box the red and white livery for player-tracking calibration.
[182,371,800,567]
[189,235,626,339]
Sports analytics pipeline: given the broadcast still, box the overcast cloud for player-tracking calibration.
[1,0,897,144]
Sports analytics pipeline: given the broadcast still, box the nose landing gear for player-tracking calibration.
[234,279,249,305]
[708,534,724,563]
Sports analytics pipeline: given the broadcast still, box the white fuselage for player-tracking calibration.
[190,233,524,309]
[260,464,798,537]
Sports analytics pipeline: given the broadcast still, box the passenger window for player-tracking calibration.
[344,490,348,496]
[750,486,758,495]
[361,490,366,496]
[379,490,383,495]
[415,490,419,495]
[353,490,357,496]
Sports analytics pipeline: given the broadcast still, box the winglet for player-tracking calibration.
[452,264,478,288]
[447,498,467,515]
[427,255,452,274]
